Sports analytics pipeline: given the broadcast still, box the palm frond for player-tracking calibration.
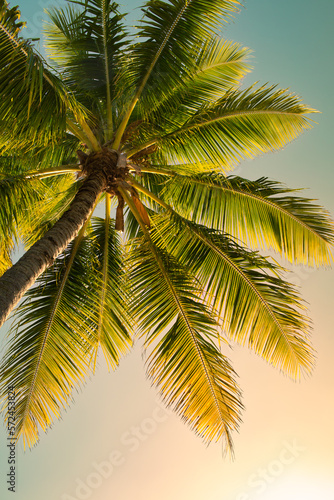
[131,0,241,97]
[0,174,47,275]
[45,0,127,139]
[0,152,80,255]
[0,1,86,150]
[0,130,81,168]
[88,215,132,370]
[162,173,334,265]
[128,229,242,450]
[22,176,80,248]
[143,38,251,124]
[113,0,241,147]
[142,85,316,168]
[151,213,315,379]
[0,235,96,447]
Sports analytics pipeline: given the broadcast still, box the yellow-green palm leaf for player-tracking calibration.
[129,235,242,451]
[161,173,334,265]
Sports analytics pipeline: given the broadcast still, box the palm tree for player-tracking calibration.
[0,0,333,453]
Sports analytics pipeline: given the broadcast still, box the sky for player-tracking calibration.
[0,1,334,499]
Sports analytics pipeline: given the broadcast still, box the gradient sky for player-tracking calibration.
[0,1,334,499]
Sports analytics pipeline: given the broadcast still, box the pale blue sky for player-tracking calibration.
[1,1,334,500]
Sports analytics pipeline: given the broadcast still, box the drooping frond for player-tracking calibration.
[151,213,315,379]
[139,85,316,169]
[0,236,96,447]
[128,229,242,450]
[22,176,80,248]
[161,173,334,265]
[0,173,47,275]
[0,129,81,172]
[87,215,132,370]
[0,0,86,150]
[0,152,80,259]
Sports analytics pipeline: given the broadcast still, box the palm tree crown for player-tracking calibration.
[0,0,333,453]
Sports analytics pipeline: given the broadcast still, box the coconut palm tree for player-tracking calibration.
[0,0,333,452]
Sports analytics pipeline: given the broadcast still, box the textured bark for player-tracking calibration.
[0,171,107,328]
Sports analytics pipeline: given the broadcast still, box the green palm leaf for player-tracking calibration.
[151,213,314,378]
[0,174,46,275]
[123,38,251,156]
[0,0,86,150]
[161,173,334,265]
[22,176,80,248]
[0,156,80,262]
[0,235,96,447]
[0,214,133,445]
[45,0,126,140]
[113,0,241,146]
[143,38,251,125]
[87,214,132,369]
[131,0,240,97]
[129,234,242,450]
[133,85,315,168]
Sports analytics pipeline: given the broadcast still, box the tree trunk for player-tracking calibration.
[0,170,107,328]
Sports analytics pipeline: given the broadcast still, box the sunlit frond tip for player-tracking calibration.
[129,237,243,454]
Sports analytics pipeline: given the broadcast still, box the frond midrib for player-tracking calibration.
[0,19,27,56]
[96,195,111,352]
[102,0,112,138]
[164,109,312,143]
[179,176,332,246]
[112,0,193,149]
[127,107,311,159]
[131,181,301,363]
[192,227,300,357]
[152,241,231,434]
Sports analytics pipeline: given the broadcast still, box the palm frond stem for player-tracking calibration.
[67,118,100,152]
[93,193,112,370]
[113,1,192,150]
[66,119,94,149]
[167,109,317,138]
[23,166,80,179]
[136,166,176,175]
[127,140,157,159]
[102,0,113,139]
[131,179,171,211]
[118,186,148,231]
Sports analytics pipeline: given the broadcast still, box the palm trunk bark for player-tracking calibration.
[0,171,107,328]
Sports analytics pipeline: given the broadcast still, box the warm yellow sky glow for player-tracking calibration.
[257,474,334,500]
